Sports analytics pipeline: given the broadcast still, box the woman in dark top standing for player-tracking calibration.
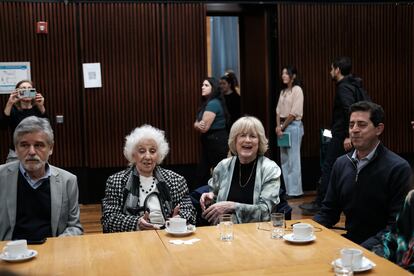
[220,73,240,130]
[194,77,229,187]
[0,80,47,163]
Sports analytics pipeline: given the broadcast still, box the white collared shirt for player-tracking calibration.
[19,163,51,189]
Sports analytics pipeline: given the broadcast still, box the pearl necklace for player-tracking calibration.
[239,159,257,188]
[140,177,156,194]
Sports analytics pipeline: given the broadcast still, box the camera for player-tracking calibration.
[18,88,37,98]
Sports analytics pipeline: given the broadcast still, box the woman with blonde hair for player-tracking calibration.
[200,116,282,224]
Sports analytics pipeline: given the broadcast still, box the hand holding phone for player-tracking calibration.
[18,88,37,98]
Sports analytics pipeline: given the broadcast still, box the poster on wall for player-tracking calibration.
[82,63,102,88]
[0,62,31,94]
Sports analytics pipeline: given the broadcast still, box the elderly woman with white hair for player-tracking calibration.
[200,116,282,224]
[101,125,196,232]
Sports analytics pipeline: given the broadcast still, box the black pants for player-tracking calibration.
[196,129,228,188]
[316,136,346,205]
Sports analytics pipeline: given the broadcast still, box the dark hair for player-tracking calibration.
[349,101,384,127]
[332,56,352,76]
[220,75,237,93]
[281,65,302,89]
[15,79,34,89]
[224,71,239,86]
[198,77,230,125]
[202,77,221,103]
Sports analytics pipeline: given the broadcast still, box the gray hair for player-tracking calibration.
[228,116,268,155]
[13,116,54,146]
[123,124,169,165]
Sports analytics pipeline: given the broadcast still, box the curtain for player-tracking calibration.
[210,16,240,81]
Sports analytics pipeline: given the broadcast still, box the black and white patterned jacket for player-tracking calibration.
[101,166,196,232]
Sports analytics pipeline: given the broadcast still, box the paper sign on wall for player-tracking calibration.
[0,62,31,94]
[83,63,102,88]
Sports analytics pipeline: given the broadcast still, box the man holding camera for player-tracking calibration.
[0,80,47,163]
[0,116,83,241]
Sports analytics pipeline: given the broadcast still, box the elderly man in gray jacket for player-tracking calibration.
[0,116,82,241]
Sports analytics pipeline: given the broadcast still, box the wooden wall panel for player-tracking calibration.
[277,3,414,157]
[2,2,413,169]
[0,2,82,167]
[161,3,206,164]
[0,2,206,168]
[240,10,271,134]
[79,3,163,167]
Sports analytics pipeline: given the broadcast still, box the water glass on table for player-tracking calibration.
[219,214,234,241]
[333,261,353,276]
[270,213,285,239]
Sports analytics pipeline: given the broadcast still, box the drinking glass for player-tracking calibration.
[219,214,234,241]
[333,262,353,276]
[270,213,285,239]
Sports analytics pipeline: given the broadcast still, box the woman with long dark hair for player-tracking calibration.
[220,73,240,130]
[275,66,304,198]
[194,77,229,187]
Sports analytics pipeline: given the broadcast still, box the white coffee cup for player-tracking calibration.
[166,217,187,233]
[292,223,314,240]
[2,240,28,258]
[340,248,363,270]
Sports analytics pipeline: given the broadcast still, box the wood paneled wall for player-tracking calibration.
[1,2,413,169]
[240,10,271,134]
[0,2,82,167]
[0,2,206,167]
[161,4,206,164]
[277,3,414,157]
[80,3,164,167]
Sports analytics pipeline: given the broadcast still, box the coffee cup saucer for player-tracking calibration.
[282,233,316,243]
[165,225,196,236]
[0,249,37,262]
[332,257,376,272]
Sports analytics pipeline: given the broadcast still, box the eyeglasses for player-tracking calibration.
[256,222,323,232]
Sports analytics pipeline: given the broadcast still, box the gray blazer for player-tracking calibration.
[0,161,83,241]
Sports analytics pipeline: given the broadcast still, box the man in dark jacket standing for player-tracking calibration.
[301,56,368,213]
[314,101,411,249]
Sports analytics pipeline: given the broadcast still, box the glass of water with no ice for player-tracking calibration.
[271,213,285,239]
[219,214,234,241]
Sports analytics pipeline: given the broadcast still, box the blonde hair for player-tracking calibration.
[228,116,268,155]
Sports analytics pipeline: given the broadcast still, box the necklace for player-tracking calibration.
[140,177,156,194]
[239,159,257,188]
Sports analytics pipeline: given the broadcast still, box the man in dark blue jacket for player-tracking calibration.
[301,56,369,213]
[314,101,411,249]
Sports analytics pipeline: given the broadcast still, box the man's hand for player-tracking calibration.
[343,137,353,151]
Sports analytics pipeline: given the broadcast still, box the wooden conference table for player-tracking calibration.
[0,219,410,275]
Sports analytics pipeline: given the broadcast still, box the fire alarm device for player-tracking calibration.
[36,21,48,34]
